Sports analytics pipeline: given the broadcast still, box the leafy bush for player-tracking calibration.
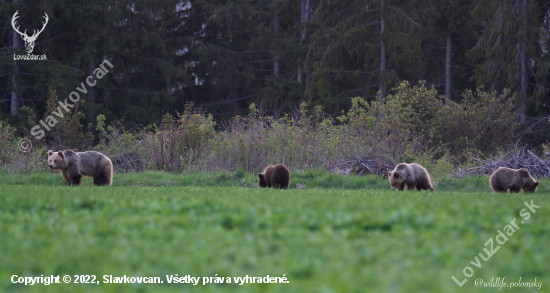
[44,90,92,150]
[199,102,361,172]
[332,81,519,174]
[0,121,16,165]
[144,102,216,172]
[432,87,518,160]
[0,121,47,172]
[95,115,144,171]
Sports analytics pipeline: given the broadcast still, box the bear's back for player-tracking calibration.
[73,151,112,177]
[270,164,290,189]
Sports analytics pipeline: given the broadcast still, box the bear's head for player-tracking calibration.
[523,181,540,193]
[518,168,540,193]
[258,173,267,188]
[388,171,404,190]
[47,150,67,171]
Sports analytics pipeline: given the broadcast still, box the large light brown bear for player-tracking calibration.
[258,164,291,189]
[489,167,539,193]
[388,163,435,191]
[47,150,113,186]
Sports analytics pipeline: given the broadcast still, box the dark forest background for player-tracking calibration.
[1,0,550,174]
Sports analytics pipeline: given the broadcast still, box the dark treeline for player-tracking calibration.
[1,0,550,142]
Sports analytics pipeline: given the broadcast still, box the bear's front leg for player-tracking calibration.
[509,187,520,193]
[399,183,406,190]
[404,180,417,191]
[61,170,72,185]
[71,174,83,186]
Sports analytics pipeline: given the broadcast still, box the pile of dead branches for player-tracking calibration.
[110,152,145,172]
[336,151,395,177]
[466,148,550,178]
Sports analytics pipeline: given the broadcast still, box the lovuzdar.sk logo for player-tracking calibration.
[11,11,48,60]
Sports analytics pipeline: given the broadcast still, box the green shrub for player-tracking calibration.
[431,88,518,160]
[41,90,92,150]
[0,121,16,165]
[144,102,216,172]
[94,115,143,171]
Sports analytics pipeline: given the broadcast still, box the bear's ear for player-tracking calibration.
[535,181,540,187]
[57,151,64,158]
[258,173,264,179]
[48,150,53,156]
[388,171,392,177]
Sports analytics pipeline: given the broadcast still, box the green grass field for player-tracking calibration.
[1,170,549,292]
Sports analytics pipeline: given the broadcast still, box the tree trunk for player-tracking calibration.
[87,56,97,135]
[89,57,97,117]
[298,0,310,85]
[519,0,529,123]
[445,27,452,104]
[379,0,386,104]
[273,15,280,78]
[11,62,20,116]
[11,0,21,116]
[519,41,527,123]
[300,0,309,43]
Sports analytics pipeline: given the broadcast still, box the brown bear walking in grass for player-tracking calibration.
[258,164,291,189]
[489,167,540,193]
[47,150,113,186]
[388,163,435,191]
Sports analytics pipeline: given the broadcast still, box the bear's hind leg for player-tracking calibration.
[93,174,111,186]
[416,179,431,191]
[101,174,111,186]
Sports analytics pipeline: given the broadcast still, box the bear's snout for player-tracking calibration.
[49,165,53,169]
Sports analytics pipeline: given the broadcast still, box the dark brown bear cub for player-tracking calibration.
[490,167,540,193]
[388,163,435,191]
[258,164,291,189]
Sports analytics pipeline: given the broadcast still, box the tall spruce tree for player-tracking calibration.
[184,0,306,117]
[0,0,187,127]
[306,0,428,110]
[468,0,550,123]
[419,0,477,102]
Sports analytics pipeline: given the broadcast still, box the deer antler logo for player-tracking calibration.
[11,11,49,54]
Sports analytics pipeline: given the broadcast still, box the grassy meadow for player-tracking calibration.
[1,170,549,292]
